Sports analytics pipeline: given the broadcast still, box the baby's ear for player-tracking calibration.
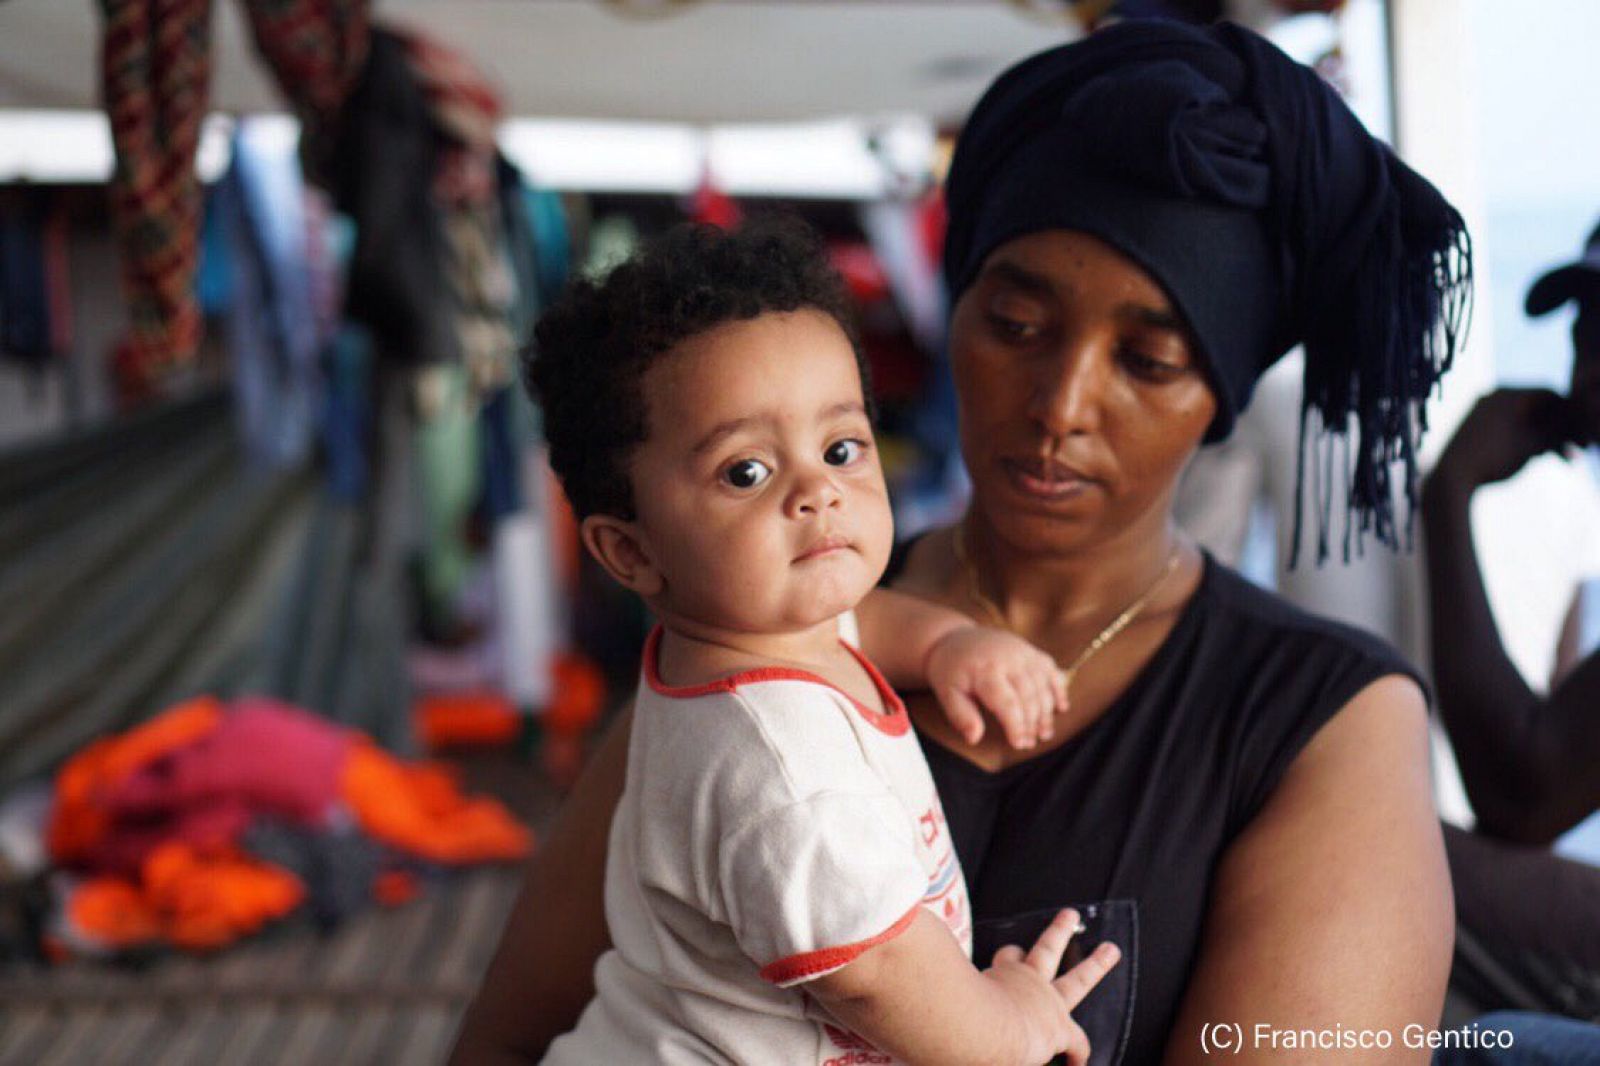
[580,514,664,597]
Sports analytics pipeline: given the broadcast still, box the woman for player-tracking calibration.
[452,20,1467,1065]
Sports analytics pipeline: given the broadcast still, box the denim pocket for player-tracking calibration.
[971,900,1138,1066]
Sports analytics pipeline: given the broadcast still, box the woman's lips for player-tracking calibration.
[1001,457,1095,500]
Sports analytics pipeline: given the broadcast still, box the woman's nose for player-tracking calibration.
[1028,343,1106,437]
[785,465,843,518]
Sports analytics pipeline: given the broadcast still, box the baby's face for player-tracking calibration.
[628,309,893,636]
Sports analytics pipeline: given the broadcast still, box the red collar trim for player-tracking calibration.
[642,626,909,737]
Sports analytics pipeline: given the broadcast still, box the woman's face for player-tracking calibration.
[949,229,1217,554]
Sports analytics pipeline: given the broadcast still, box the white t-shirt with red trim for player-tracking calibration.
[543,619,972,1066]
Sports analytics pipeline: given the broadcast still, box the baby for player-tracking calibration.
[530,220,1118,1065]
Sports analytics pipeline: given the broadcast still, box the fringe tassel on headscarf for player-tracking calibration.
[1291,171,1473,565]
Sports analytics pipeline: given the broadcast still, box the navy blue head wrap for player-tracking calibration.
[944,19,1472,564]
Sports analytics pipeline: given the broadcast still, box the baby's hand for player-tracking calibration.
[925,626,1068,748]
[985,908,1120,1066]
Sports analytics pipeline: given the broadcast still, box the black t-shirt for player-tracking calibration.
[887,545,1422,1065]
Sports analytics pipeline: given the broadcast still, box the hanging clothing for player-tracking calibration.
[523,185,573,307]
[96,0,213,381]
[214,120,322,468]
[479,385,522,522]
[238,0,369,155]
[42,203,73,361]
[195,190,234,316]
[95,0,369,384]
[410,31,517,392]
[319,24,529,383]
[498,164,572,357]
[858,198,947,356]
[319,27,456,368]
[412,363,482,632]
[442,207,518,394]
[0,196,54,368]
[321,325,373,502]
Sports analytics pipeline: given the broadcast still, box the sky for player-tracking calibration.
[1465,0,1600,386]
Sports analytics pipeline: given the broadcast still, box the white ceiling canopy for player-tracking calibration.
[0,0,1083,126]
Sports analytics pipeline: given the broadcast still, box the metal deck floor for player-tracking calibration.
[0,748,561,1066]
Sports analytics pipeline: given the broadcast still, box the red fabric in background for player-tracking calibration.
[49,692,532,954]
[108,697,352,826]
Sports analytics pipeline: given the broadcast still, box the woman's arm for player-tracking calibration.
[448,705,633,1065]
[1161,676,1452,1065]
[1553,585,1585,689]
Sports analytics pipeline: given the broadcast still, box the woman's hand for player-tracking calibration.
[1429,388,1583,495]
[925,625,1069,749]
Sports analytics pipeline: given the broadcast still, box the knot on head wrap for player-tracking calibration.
[1061,59,1269,209]
[944,20,1473,565]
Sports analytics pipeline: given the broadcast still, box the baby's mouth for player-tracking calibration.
[794,534,851,562]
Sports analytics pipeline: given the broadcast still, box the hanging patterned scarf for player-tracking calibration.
[97,0,370,387]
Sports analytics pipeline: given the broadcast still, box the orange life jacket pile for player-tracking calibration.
[45,694,530,956]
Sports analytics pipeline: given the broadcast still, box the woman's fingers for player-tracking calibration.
[1052,941,1121,1011]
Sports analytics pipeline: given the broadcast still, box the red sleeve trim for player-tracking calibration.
[757,903,921,986]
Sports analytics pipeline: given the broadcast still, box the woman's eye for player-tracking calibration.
[722,459,772,489]
[987,313,1040,342]
[1120,347,1181,379]
[824,439,866,466]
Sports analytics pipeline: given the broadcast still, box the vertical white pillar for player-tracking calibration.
[1389,0,1498,827]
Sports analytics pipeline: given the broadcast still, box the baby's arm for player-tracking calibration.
[855,587,1067,748]
[808,907,1118,1066]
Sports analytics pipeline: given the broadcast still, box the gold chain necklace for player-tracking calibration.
[953,523,1181,699]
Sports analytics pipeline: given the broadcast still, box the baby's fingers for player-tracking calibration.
[937,686,986,745]
[1052,942,1121,1011]
[1010,669,1051,743]
[991,943,1026,966]
[1023,908,1081,979]
[975,669,1035,748]
[1023,655,1068,716]
[1017,665,1056,739]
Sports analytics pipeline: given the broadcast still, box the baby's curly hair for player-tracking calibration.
[526,217,870,520]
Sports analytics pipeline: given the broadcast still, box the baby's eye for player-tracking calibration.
[722,459,772,489]
[823,439,866,466]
